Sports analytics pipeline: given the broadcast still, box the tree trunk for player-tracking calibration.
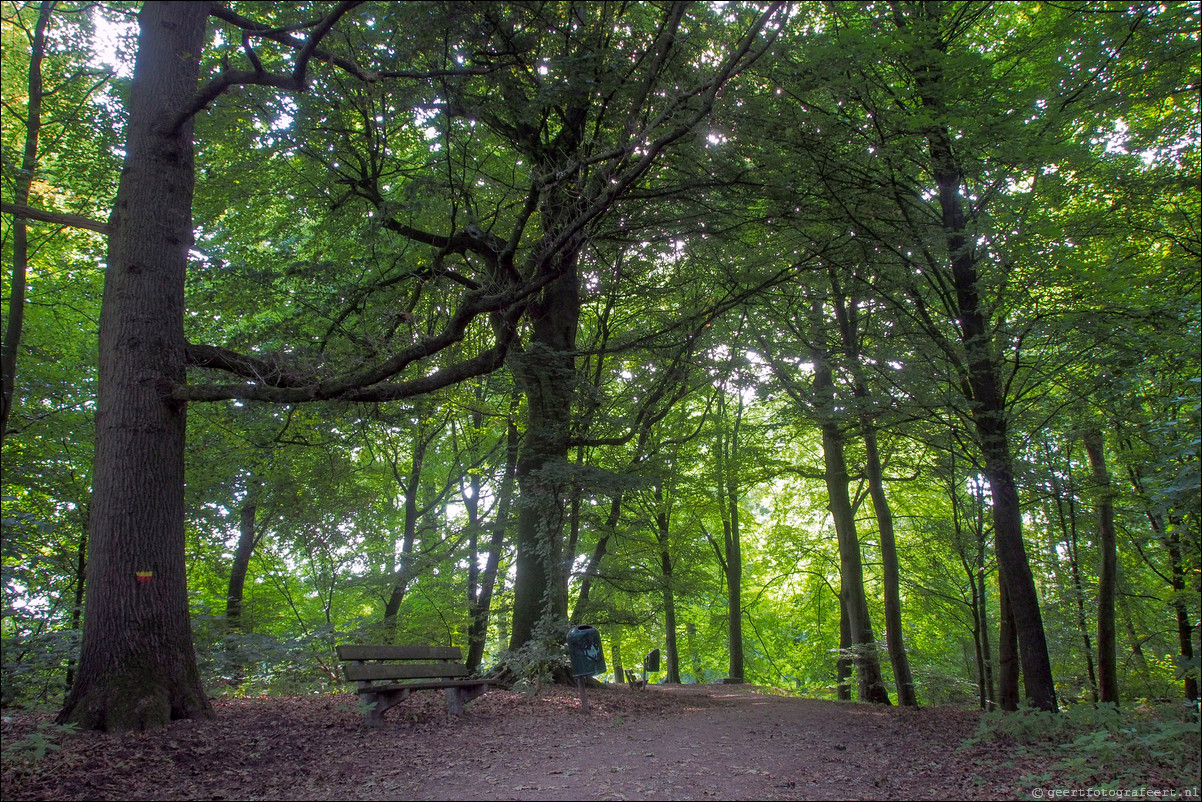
[976,546,996,710]
[64,509,89,694]
[997,574,1021,711]
[686,622,701,682]
[1,2,52,441]
[466,399,520,672]
[655,484,681,684]
[1046,442,1099,702]
[1126,465,1198,702]
[612,637,625,686]
[1165,526,1198,702]
[837,597,853,701]
[904,6,1057,711]
[57,2,211,731]
[382,421,429,631]
[572,493,622,624]
[508,263,581,651]
[861,422,915,705]
[815,361,891,704]
[225,502,258,630]
[1082,429,1119,704]
[714,390,746,683]
[828,271,916,706]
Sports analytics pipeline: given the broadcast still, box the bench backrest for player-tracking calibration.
[336,644,468,683]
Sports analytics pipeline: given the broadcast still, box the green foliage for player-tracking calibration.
[970,702,1201,792]
[1,1,1197,723]
[495,617,571,694]
[0,712,77,771]
[191,607,369,698]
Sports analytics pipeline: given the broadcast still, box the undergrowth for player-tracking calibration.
[0,707,77,779]
[967,700,1200,797]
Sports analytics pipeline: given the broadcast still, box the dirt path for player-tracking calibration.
[3,685,1032,800]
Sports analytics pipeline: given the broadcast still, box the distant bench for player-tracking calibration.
[336,644,494,725]
[623,648,661,690]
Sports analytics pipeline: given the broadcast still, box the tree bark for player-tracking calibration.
[837,597,853,701]
[57,2,211,731]
[997,573,1020,711]
[1083,428,1119,704]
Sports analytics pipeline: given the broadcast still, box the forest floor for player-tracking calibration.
[2,684,1196,801]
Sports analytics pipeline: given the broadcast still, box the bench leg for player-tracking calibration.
[362,688,410,727]
[445,686,464,716]
[365,693,386,727]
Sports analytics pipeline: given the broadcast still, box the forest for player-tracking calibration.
[0,0,1198,742]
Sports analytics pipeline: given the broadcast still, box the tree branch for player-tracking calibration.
[168,1,364,135]
[1,201,109,234]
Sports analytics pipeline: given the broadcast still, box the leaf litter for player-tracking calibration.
[1,685,1077,800]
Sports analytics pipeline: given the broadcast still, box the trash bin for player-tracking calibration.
[644,648,661,673]
[566,625,607,677]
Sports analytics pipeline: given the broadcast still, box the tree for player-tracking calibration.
[57,1,212,730]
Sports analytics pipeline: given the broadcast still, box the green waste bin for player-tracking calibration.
[566,625,606,677]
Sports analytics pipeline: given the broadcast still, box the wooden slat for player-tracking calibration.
[343,661,470,683]
[356,678,492,694]
[337,644,461,662]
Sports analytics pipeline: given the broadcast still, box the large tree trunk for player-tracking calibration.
[508,264,581,651]
[1083,428,1119,704]
[57,2,211,731]
[837,598,853,701]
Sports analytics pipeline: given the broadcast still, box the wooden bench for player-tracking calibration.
[336,644,493,726]
[624,648,660,690]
